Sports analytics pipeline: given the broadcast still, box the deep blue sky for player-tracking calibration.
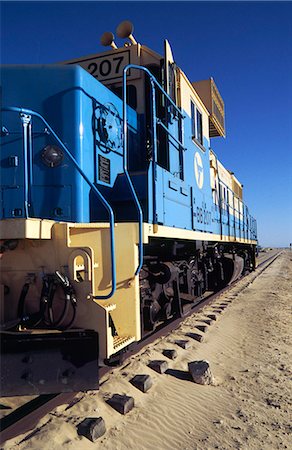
[1,1,291,247]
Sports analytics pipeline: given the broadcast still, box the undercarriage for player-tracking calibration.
[140,239,256,335]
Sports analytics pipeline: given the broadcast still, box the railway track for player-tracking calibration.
[0,250,282,446]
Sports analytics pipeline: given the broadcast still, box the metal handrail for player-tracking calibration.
[123,64,185,275]
[156,118,186,151]
[2,106,116,300]
[20,113,32,218]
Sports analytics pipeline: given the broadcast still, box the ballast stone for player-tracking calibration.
[131,374,153,392]
[188,360,214,385]
[186,332,204,343]
[107,394,134,414]
[175,339,191,349]
[201,319,212,325]
[196,324,208,333]
[207,314,217,321]
[217,305,227,310]
[77,417,106,442]
[148,360,168,374]
[163,349,178,360]
[213,309,223,314]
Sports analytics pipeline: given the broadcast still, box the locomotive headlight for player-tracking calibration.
[41,145,64,168]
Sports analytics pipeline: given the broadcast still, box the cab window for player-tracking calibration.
[191,100,203,146]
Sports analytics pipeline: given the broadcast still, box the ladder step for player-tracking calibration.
[113,335,135,351]
[104,304,116,312]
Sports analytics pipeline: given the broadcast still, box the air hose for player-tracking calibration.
[17,271,77,330]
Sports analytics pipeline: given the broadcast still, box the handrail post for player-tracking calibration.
[151,79,158,225]
[20,113,32,218]
[122,69,144,276]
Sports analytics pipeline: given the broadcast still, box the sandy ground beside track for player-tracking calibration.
[3,251,292,450]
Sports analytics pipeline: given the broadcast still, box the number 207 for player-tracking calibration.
[88,56,124,78]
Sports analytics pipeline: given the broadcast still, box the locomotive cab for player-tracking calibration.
[66,35,179,175]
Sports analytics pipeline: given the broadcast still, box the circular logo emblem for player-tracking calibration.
[94,103,122,153]
[194,152,204,189]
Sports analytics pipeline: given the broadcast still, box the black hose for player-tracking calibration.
[17,282,30,319]
[16,272,77,331]
[48,293,70,328]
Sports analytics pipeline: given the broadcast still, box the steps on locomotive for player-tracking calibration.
[0,218,141,362]
[113,335,135,352]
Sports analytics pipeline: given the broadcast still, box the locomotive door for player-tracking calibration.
[146,41,186,226]
[0,110,34,220]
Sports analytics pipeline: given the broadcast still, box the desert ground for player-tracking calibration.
[2,250,292,450]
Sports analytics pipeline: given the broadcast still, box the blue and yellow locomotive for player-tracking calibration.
[0,22,257,396]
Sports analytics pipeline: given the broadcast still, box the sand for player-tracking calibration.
[3,251,292,450]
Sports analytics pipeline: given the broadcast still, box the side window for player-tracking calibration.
[228,190,233,207]
[212,179,219,206]
[222,186,227,210]
[191,101,196,137]
[191,100,203,146]
[212,186,219,206]
[168,63,177,104]
[196,109,203,145]
[219,184,226,211]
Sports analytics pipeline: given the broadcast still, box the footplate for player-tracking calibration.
[0,329,99,396]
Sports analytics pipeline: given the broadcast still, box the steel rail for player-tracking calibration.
[0,393,76,445]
